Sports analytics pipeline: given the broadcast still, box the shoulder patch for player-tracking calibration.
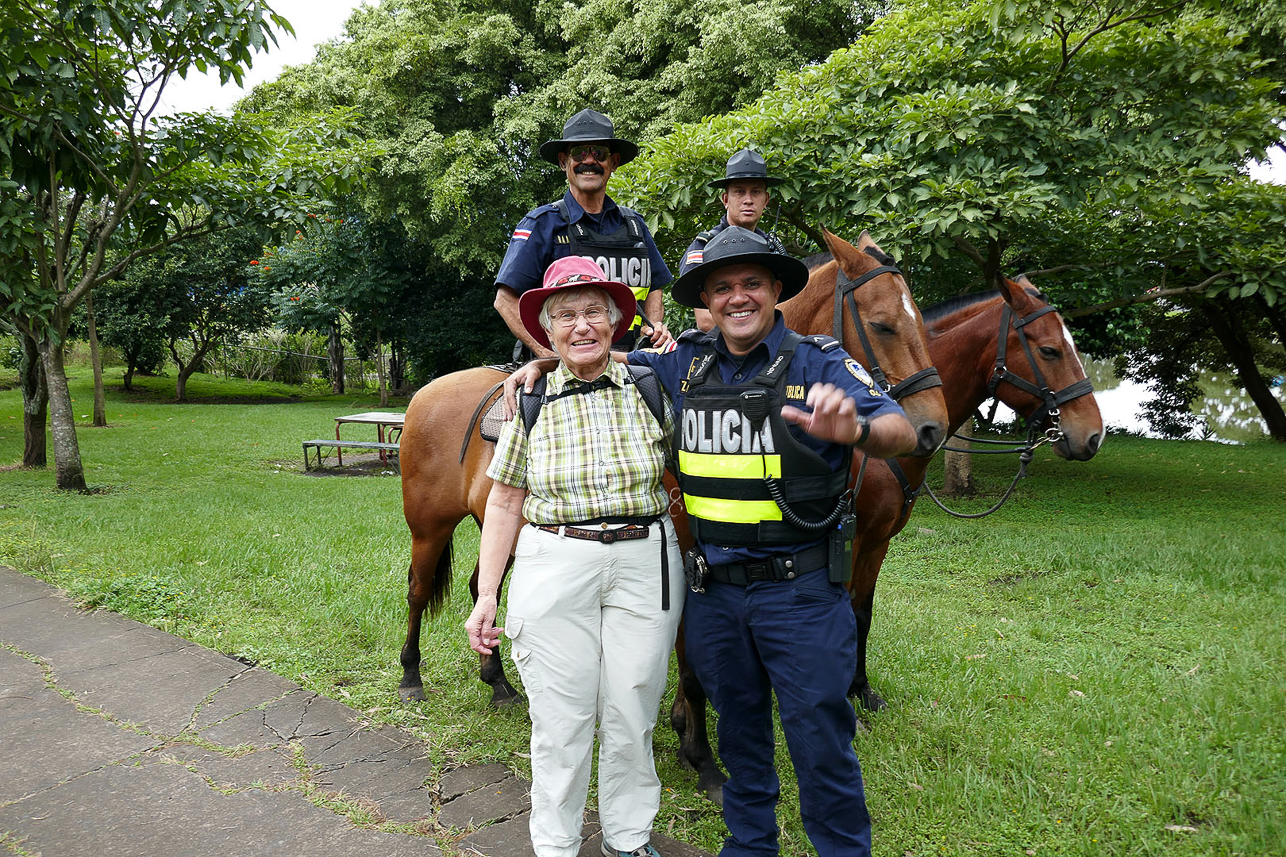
[845,359,882,395]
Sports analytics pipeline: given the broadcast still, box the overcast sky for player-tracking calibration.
[157,0,373,116]
[158,0,1283,184]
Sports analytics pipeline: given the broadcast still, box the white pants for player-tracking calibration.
[504,518,685,857]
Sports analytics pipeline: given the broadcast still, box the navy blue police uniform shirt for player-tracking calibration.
[629,312,908,566]
[679,216,771,276]
[495,190,673,295]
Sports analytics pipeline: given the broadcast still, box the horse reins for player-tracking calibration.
[833,259,942,518]
[922,302,1095,518]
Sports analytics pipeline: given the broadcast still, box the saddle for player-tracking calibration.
[460,364,520,462]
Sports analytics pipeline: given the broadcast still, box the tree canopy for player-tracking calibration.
[239,0,881,279]
[614,0,1286,436]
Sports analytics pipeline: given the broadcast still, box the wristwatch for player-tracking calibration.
[854,415,871,446]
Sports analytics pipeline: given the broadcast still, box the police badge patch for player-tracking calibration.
[844,359,882,396]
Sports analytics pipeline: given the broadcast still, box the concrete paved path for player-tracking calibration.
[0,568,712,857]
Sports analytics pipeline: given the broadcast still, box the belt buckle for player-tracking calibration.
[745,561,771,581]
[599,529,616,544]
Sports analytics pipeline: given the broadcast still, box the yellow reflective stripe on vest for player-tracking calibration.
[627,285,649,329]
[683,494,782,524]
[678,450,782,480]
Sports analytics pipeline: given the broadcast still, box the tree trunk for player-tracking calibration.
[173,340,215,402]
[123,360,135,391]
[376,328,388,407]
[36,329,88,490]
[390,345,405,395]
[942,417,976,497]
[86,292,107,427]
[19,332,48,468]
[328,322,344,395]
[1203,302,1286,441]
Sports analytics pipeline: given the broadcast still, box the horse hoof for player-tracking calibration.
[702,781,725,809]
[398,685,426,703]
[490,685,524,708]
[859,687,888,712]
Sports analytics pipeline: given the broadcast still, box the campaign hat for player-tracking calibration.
[538,109,639,165]
[707,149,785,189]
[671,226,808,308]
[518,256,637,349]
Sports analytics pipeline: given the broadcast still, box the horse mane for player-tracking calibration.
[921,285,1054,325]
[803,251,833,271]
[863,245,896,267]
[920,290,1001,324]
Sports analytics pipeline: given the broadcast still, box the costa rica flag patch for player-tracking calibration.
[513,228,532,241]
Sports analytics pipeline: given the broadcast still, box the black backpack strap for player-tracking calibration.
[520,367,666,434]
[519,375,549,435]
[623,363,666,428]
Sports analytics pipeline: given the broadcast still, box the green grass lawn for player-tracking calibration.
[2,365,1284,856]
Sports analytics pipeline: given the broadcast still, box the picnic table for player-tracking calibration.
[302,411,406,471]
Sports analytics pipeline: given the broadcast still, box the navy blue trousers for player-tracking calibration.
[684,567,871,856]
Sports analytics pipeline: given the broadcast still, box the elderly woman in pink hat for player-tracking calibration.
[465,256,684,857]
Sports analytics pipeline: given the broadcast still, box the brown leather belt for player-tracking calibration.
[533,523,650,544]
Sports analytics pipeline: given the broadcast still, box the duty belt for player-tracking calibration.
[528,515,671,610]
[707,543,830,586]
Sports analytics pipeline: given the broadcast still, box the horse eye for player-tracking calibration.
[869,321,896,336]
[1039,346,1060,360]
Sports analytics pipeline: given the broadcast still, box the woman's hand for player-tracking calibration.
[503,358,557,419]
[465,593,503,655]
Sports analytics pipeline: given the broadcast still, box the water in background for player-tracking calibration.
[984,356,1283,442]
[1082,357,1284,442]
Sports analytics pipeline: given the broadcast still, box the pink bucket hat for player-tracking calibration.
[518,256,638,349]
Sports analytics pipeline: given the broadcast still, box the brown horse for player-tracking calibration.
[395,230,950,720]
[666,274,1104,804]
[840,274,1104,711]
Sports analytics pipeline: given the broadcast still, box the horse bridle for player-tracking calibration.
[986,303,1095,446]
[922,300,1097,519]
[832,260,943,401]
[832,257,944,519]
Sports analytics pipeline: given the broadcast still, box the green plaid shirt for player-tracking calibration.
[487,360,675,526]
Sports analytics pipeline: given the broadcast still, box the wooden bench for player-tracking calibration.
[302,439,401,472]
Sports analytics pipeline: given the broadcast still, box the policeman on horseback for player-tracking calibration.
[495,108,674,359]
[681,149,788,333]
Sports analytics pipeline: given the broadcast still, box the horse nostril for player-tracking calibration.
[1087,433,1102,455]
[916,423,945,456]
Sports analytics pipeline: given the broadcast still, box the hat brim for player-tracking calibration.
[518,279,639,349]
[538,138,639,166]
[708,174,786,189]
[670,252,809,309]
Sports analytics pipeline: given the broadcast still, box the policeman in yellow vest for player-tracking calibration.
[495,108,673,360]
[505,226,916,854]
[630,228,914,855]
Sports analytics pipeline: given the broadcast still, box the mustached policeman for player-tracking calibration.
[495,108,673,360]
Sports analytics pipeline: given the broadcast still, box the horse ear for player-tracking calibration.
[996,275,1035,312]
[822,228,859,271]
[855,230,884,256]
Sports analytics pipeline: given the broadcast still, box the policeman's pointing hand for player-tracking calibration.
[780,382,861,444]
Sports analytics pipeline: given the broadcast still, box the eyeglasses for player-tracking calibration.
[551,305,610,327]
[567,144,611,163]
